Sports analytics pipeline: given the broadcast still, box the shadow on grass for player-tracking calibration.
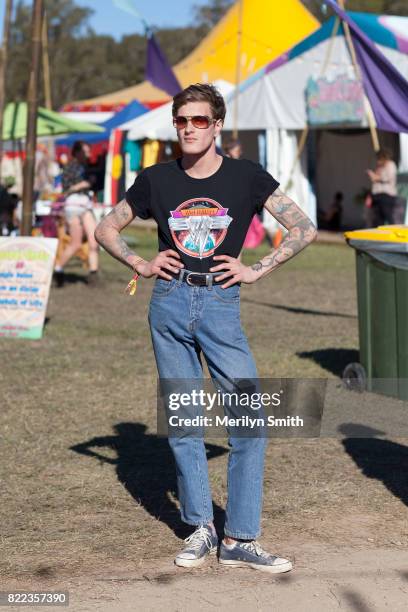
[339,424,408,508]
[70,422,228,539]
[241,298,356,319]
[297,348,359,377]
[53,272,88,288]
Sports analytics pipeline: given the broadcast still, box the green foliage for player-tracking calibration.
[303,0,408,18]
[9,0,99,107]
[192,0,234,30]
[343,0,408,14]
[6,0,213,109]
[155,26,209,67]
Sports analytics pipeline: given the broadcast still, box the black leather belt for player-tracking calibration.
[168,269,225,287]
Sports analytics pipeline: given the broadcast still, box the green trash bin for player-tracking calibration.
[344,225,408,401]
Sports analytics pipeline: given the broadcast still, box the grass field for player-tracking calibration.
[1,229,407,583]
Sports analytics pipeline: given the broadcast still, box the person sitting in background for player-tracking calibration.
[54,141,100,287]
[367,149,397,226]
[324,191,343,231]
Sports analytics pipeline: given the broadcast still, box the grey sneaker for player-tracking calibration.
[219,540,293,573]
[175,525,218,568]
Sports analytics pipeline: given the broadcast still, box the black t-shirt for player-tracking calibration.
[125,156,279,273]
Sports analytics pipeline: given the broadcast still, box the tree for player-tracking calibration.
[156,26,208,66]
[8,0,94,108]
[302,0,408,18]
[7,0,209,108]
[192,0,234,31]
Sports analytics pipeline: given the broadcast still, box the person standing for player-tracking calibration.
[94,84,317,573]
[223,139,243,160]
[367,149,398,226]
[223,139,265,251]
[54,141,99,286]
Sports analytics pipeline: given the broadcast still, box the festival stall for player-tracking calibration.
[223,10,408,229]
[0,102,104,197]
[55,100,148,163]
[1,102,104,141]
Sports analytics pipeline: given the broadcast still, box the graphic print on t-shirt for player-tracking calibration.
[168,197,233,259]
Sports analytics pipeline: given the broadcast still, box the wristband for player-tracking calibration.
[125,273,139,296]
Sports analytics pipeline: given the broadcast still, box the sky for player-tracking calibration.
[0,0,209,42]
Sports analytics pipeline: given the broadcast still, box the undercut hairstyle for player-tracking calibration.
[172,83,226,122]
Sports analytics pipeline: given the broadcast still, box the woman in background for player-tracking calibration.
[367,149,397,226]
[55,141,99,286]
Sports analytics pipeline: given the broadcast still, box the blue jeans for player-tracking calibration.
[148,273,268,539]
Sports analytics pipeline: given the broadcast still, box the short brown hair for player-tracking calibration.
[172,83,226,122]
[376,147,392,162]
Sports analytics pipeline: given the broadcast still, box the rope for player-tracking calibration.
[284,2,379,194]
[339,2,380,151]
[283,12,341,193]
[320,16,341,77]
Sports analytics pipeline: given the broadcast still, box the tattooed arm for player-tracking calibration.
[210,188,317,287]
[94,200,184,279]
[250,188,317,277]
[94,199,144,270]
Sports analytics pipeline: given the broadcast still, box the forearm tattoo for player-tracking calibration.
[94,200,145,269]
[251,189,317,276]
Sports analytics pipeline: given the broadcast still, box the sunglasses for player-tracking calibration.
[173,115,217,130]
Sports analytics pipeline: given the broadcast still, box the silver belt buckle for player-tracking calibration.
[186,273,196,286]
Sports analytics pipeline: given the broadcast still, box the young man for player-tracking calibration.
[95,84,317,573]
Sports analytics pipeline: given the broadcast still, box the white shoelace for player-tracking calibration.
[184,526,213,551]
[239,540,271,559]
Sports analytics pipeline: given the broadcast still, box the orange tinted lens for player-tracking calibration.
[174,116,188,128]
[192,116,211,128]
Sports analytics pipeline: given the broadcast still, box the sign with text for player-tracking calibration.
[0,237,58,339]
[305,74,365,126]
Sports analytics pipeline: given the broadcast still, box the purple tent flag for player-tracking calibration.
[326,0,408,132]
[146,34,182,97]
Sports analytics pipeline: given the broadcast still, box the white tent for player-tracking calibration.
[223,15,408,131]
[221,13,408,229]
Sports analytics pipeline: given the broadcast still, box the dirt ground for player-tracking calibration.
[1,230,407,610]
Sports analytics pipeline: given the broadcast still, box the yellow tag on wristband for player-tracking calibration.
[125,273,139,296]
